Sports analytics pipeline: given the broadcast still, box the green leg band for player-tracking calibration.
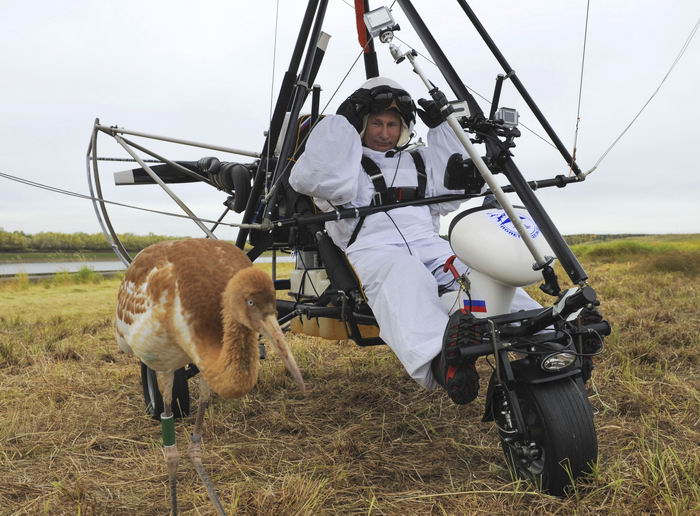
[161,414,176,447]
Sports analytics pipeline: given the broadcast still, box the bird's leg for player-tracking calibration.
[157,371,179,516]
[188,379,227,516]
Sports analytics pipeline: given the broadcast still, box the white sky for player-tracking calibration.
[1,0,699,242]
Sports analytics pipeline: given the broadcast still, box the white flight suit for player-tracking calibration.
[289,114,539,389]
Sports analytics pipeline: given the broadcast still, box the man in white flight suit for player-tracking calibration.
[289,77,539,404]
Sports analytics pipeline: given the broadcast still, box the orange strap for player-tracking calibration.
[354,0,369,52]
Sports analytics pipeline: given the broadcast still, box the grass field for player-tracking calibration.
[1,236,698,515]
[0,251,121,263]
[0,246,276,264]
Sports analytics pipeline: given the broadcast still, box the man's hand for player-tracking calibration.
[416,98,445,128]
[336,88,373,133]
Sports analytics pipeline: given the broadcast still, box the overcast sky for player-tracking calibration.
[1,0,699,242]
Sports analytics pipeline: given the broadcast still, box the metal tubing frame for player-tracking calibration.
[395,0,588,284]
[236,0,322,249]
[309,32,331,91]
[272,172,580,229]
[87,122,264,259]
[455,0,582,176]
[489,74,505,121]
[407,51,546,265]
[87,1,588,282]
[267,0,322,153]
[266,0,329,204]
[311,84,321,126]
[492,143,588,283]
[396,0,484,118]
[113,134,217,239]
[95,124,260,158]
[87,119,132,265]
[115,135,216,188]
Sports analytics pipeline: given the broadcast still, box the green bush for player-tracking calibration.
[584,240,655,258]
[52,270,72,286]
[0,229,184,253]
[75,266,100,284]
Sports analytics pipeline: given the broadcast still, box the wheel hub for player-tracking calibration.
[514,441,541,460]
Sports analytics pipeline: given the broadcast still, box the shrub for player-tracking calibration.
[13,272,30,290]
[75,266,100,284]
[584,240,655,258]
[52,270,72,286]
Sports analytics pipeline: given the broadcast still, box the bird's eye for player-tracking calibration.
[246,299,255,307]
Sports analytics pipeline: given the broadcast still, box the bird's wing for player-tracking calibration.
[116,259,192,371]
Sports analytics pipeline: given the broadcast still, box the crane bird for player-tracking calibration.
[116,239,305,515]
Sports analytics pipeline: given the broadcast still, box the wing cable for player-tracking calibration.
[0,171,262,230]
[265,0,281,198]
[569,0,591,176]
[584,13,700,177]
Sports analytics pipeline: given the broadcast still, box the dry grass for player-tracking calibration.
[1,239,699,515]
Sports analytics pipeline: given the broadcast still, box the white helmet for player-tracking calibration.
[357,77,415,148]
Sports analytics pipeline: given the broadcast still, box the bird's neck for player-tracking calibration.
[200,315,260,399]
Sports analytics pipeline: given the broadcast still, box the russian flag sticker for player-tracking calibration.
[464,299,487,313]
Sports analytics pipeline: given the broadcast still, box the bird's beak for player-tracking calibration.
[259,314,306,392]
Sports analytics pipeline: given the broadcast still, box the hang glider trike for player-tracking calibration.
[87,0,611,496]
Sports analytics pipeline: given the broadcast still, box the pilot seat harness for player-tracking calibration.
[347,150,426,247]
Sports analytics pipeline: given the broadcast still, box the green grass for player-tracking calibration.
[570,235,700,277]
[0,251,120,263]
[0,246,283,263]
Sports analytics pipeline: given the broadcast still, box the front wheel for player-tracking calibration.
[140,363,191,421]
[495,378,597,496]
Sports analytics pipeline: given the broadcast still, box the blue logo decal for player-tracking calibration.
[486,210,540,239]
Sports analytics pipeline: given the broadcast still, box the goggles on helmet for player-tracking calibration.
[367,85,415,124]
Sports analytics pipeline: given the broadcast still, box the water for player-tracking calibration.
[0,255,295,276]
[0,261,127,275]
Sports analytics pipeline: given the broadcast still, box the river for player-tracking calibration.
[0,255,295,276]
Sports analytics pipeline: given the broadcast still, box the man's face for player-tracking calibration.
[362,110,402,152]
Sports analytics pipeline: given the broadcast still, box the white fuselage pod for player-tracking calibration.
[442,206,555,318]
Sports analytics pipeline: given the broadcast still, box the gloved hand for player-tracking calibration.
[416,98,445,128]
[336,88,373,133]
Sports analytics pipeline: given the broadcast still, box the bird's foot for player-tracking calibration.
[189,436,227,516]
[163,444,179,515]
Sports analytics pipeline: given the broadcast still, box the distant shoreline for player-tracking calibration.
[0,251,121,263]
[2,233,698,264]
[0,249,286,264]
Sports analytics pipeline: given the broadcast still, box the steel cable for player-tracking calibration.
[569,0,591,176]
[0,171,262,229]
[585,13,700,176]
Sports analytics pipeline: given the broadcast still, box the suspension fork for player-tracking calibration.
[484,346,527,437]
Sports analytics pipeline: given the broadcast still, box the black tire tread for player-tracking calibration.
[527,379,597,495]
[140,363,191,421]
[502,378,597,496]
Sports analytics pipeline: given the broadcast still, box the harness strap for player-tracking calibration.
[361,155,387,206]
[347,214,366,248]
[411,150,427,199]
[348,150,427,248]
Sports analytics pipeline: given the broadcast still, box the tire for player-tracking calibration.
[140,363,191,421]
[496,378,597,496]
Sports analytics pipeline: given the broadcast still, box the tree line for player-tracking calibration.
[0,228,647,253]
[0,229,180,252]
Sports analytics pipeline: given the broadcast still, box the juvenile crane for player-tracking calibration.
[116,239,305,515]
